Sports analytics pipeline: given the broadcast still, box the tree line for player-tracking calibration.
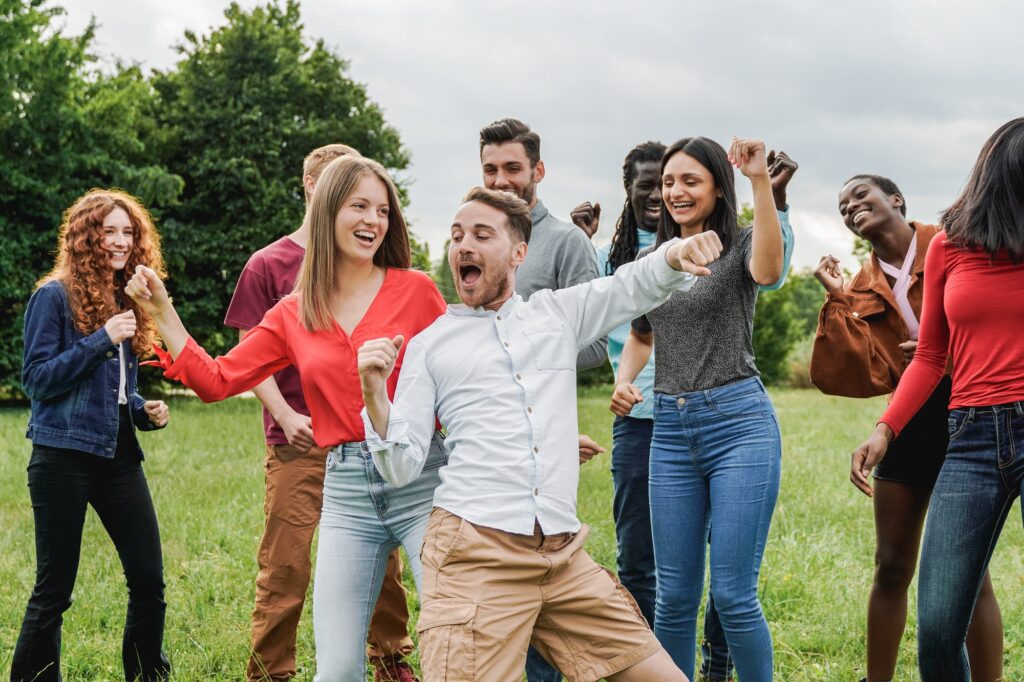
[1,0,827,398]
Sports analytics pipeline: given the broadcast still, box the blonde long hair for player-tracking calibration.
[297,156,411,331]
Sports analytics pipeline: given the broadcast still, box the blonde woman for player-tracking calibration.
[127,156,447,681]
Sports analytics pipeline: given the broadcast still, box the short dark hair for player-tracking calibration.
[942,117,1024,263]
[606,141,666,274]
[657,137,738,253]
[479,118,541,167]
[843,174,907,216]
[461,186,532,244]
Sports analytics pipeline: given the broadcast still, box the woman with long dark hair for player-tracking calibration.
[125,155,448,682]
[853,117,1024,680]
[614,136,783,680]
[14,190,172,682]
[811,174,1002,681]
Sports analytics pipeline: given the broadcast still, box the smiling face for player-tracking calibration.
[448,200,527,310]
[629,160,662,232]
[100,207,135,271]
[837,179,904,239]
[662,151,719,234]
[481,142,544,208]
[334,173,390,263]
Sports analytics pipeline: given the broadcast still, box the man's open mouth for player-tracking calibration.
[459,264,482,285]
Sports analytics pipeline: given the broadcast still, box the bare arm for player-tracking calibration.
[610,328,654,416]
[729,138,783,285]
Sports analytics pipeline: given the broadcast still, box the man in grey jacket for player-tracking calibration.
[480,118,608,372]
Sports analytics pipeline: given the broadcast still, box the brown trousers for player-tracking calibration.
[247,443,413,681]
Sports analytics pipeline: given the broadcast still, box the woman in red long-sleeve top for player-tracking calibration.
[812,175,1001,682]
[853,117,1024,681]
[126,155,448,680]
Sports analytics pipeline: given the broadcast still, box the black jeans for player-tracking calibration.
[11,417,169,681]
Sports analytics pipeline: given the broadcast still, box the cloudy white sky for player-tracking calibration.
[60,0,1023,268]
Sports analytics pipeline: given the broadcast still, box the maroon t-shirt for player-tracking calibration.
[224,236,308,445]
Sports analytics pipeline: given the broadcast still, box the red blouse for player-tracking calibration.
[881,232,1024,435]
[162,268,446,447]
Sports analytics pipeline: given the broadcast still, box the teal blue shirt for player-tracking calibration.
[595,207,793,419]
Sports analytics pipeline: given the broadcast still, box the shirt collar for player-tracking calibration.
[530,199,548,226]
[447,294,522,318]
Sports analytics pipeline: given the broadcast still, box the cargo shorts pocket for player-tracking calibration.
[417,599,477,681]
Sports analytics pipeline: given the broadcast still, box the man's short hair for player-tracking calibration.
[479,118,541,167]
[462,187,532,244]
[303,144,362,196]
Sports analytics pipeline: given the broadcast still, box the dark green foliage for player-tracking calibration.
[0,0,181,396]
[431,240,460,304]
[148,0,411,357]
[753,270,825,386]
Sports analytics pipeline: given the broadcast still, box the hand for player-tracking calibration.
[813,255,845,294]
[143,400,169,428]
[578,434,605,464]
[668,231,724,276]
[277,409,315,451]
[850,424,894,496]
[104,310,137,345]
[767,150,798,208]
[570,201,601,239]
[358,335,404,397]
[728,137,769,178]
[125,265,172,316]
[610,382,643,417]
[898,340,917,363]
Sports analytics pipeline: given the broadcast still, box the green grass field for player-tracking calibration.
[1,387,1022,680]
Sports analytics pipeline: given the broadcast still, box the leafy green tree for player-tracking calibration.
[0,0,180,396]
[431,240,460,304]
[149,0,413,355]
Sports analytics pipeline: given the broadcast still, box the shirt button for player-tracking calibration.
[852,312,860,318]
[516,374,522,380]
[497,315,502,320]
[533,446,539,453]
[503,342,509,347]
[106,351,114,357]
[527,406,533,413]
[677,397,686,406]
[533,488,539,496]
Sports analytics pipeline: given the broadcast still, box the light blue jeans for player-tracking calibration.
[312,433,447,682]
[650,376,781,682]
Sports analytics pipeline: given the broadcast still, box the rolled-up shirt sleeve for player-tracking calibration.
[361,338,439,487]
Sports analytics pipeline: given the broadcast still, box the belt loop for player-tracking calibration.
[1015,402,1024,417]
[967,407,976,422]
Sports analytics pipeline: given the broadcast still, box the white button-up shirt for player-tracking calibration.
[362,238,694,535]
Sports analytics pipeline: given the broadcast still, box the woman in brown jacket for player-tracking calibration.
[809,174,1003,682]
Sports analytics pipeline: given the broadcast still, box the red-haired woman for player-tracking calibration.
[13,190,172,681]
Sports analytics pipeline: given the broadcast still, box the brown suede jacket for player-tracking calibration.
[809,222,945,398]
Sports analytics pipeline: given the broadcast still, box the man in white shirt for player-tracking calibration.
[358,187,721,682]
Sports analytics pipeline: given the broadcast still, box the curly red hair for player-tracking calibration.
[38,189,167,358]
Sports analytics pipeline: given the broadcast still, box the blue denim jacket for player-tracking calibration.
[23,280,162,459]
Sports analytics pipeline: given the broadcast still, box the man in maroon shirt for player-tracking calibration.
[225,144,417,682]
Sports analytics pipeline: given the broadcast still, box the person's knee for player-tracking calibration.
[873,555,915,593]
[706,584,759,624]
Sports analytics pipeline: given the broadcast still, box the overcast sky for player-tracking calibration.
[60,0,1023,269]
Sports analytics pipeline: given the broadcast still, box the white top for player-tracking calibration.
[362,238,695,535]
[877,232,920,340]
[118,342,127,405]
